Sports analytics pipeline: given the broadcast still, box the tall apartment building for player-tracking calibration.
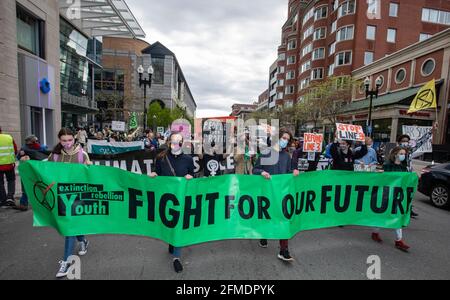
[273,0,450,109]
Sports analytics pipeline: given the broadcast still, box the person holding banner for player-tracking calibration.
[48,128,92,278]
[371,146,411,252]
[253,129,300,262]
[330,139,367,171]
[149,132,194,273]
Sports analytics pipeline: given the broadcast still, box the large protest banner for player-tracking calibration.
[20,161,417,247]
[90,150,235,176]
[87,140,144,155]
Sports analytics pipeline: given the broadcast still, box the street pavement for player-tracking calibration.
[1,190,449,280]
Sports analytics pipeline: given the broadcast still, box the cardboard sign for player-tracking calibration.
[303,133,323,153]
[111,121,126,132]
[336,123,365,142]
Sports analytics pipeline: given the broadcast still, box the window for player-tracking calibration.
[286,70,296,80]
[377,75,385,88]
[277,92,284,100]
[303,26,314,40]
[328,64,335,76]
[151,57,165,84]
[367,0,380,16]
[332,0,339,11]
[16,5,45,58]
[302,43,313,57]
[331,20,337,33]
[421,59,436,77]
[287,40,297,50]
[287,55,296,65]
[338,0,356,18]
[285,100,294,108]
[366,25,376,40]
[278,66,285,73]
[278,79,285,86]
[364,51,374,65]
[300,78,311,90]
[422,8,450,25]
[314,27,326,40]
[389,3,399,17]
[329,42,336,56]
[387,28,396,43]
[336,25,354,42]
[315,6,328,20]
[311,68,324,80]
[286,85,295,94]
[278,53,286,61]
[335,51,352,66]
[301,61,312,73]
[303,8,315,24]
[312,48,325,60]
[395,68,406,84]
[419,33,433,41]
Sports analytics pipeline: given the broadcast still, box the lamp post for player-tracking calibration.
[364,76,382,138]
[137,64,154,130]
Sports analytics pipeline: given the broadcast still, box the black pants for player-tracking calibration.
[0,169,15,203]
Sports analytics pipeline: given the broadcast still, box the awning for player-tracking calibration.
[342,80,444,113]
[59,0,145,38]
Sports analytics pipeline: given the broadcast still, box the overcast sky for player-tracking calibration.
[127,0,288,118]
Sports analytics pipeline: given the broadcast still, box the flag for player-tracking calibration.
[129,112,138,129]
[407,79,437,114]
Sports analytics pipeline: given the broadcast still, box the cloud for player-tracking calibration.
[127,0,287,118]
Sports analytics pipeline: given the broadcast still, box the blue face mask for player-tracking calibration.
[397,155,406,162]
[279,139,288,149]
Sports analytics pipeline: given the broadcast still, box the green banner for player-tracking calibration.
[19,161,418,247]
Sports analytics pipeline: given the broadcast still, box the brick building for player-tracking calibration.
[270,0,450,110]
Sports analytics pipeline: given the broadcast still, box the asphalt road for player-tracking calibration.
[1,189,449,280]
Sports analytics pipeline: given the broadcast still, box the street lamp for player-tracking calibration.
[364,76,382,138]
[138,64,154,130]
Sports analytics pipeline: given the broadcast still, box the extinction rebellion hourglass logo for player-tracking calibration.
[32,181,124,217]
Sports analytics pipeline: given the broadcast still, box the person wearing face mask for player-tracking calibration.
[253,129,300,262]
[354,137,379,168]
[396,134,419,218]
[149,132,194,273]
[371,146,411,252]
[330,138,368,171]
[48,128,92,278]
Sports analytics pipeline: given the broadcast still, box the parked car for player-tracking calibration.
[418,163,450,209]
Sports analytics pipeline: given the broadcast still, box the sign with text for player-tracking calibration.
[336,123,365,142]
[303,133,323,153]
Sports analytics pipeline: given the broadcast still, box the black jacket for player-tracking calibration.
[330,143,368,171]
[253,148,292,175]
[155,152,195,177]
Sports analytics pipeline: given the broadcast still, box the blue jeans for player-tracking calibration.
[172,246,182,258]
[64,236,85,261]
[20,182,28,206]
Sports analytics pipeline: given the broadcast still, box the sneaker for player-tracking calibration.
[56,261,70,278]
[5,199,15,207]
[411,210,419,218]
[278,249,294,262]
[78,240,89,256]
[168,244,174,254]
[173,258,183,273]
[259,239,268,248]
[371,233,383,243]
[395,240,410,252]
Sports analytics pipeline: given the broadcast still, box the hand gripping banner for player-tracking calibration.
[19,161,418,247]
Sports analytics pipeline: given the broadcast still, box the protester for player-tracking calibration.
[143,130,158,151]
[49,128,92,278]
[354,137,379,167]
[330,138,367,171]
[371,146,411,252]
[291,141,321,172]
[15,135,47,211]
[253,129,300,262]
[0,126,18,208]
[76,127,88,150]
[201,141,226,177]
[149,132,194,273]
[396,134,419,218]
[95,132,104,141]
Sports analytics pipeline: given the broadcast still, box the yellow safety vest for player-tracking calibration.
[0,134,15,165]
